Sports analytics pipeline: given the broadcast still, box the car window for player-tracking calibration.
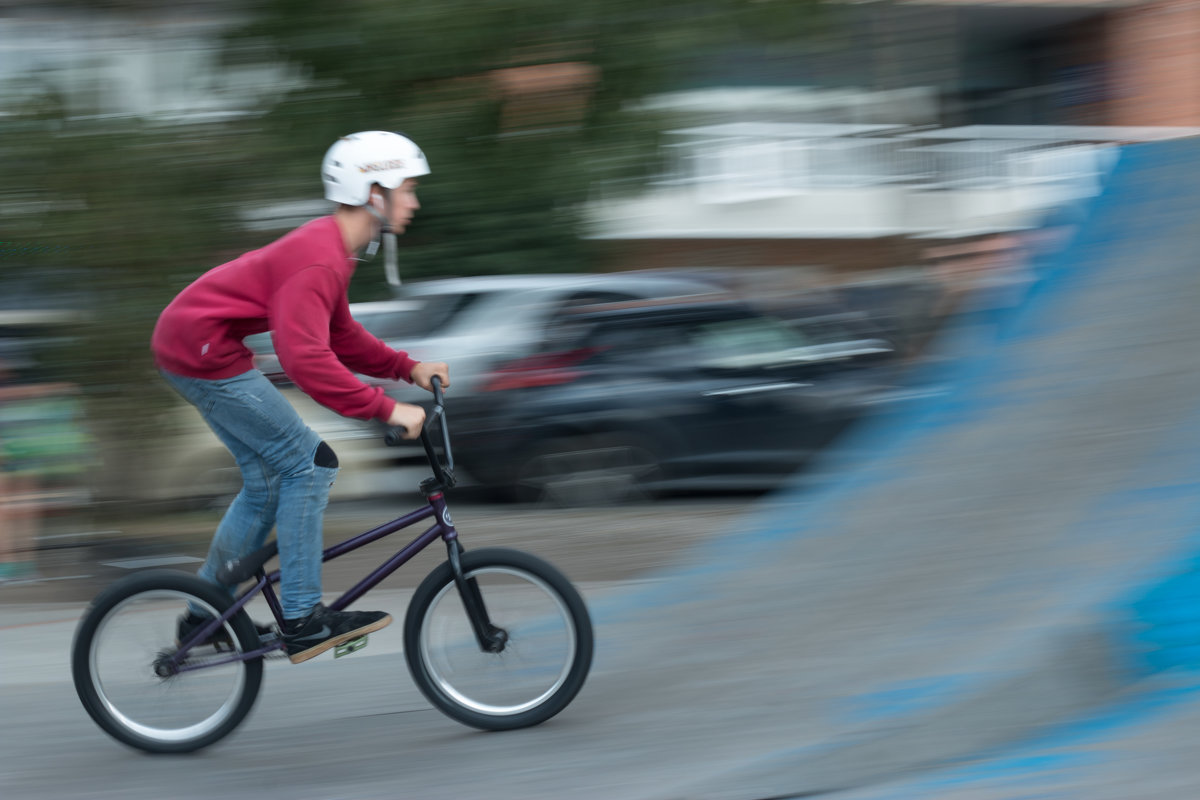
[561,291,640,309]
[240,296,458,352]
[586,321,693,365]
[544,291,643,336]
[690,315,812,368]
[382,291,494,338]
[355,309,422,341]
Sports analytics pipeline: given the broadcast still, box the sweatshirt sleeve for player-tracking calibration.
[328,303,420,382]
[270,266,397,422]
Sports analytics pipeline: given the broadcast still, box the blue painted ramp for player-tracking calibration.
[566,136,1200,800]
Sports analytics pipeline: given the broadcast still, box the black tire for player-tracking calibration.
[405,548,593,730]
[71,569,264,753]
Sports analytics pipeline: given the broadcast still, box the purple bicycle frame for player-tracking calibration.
[172,492,458,672]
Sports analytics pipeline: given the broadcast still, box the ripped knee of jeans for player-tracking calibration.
[314,440,339,469]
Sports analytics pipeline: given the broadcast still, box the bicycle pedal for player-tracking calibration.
[334,635,368,658]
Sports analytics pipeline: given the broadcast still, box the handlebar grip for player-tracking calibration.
[382,373,455,486]
[383,417,436,446]
[383,408,441,446]
[383,376,446,447]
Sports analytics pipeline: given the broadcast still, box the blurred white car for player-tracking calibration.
[371,273,723,404]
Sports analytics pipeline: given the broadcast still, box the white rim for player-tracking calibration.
[420,566,576,716]
[89,590,247,743]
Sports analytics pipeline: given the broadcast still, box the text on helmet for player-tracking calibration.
[358,159,407,174]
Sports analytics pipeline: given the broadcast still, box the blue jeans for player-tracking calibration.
[162,369,336,619]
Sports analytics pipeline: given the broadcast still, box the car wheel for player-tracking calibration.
[513,434,661,507]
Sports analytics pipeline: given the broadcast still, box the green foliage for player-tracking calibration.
[0,113,254,438]
[226,0,820,296]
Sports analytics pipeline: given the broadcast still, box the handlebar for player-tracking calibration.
[384,375,455,490]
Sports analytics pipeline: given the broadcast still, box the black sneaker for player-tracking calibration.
[176,611,276,652]
[282,603,392,664]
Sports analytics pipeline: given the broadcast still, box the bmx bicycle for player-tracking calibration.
[70,377,594,753]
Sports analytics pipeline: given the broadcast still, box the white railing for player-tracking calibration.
[587,124,1182,239]
[657,123,1152,204]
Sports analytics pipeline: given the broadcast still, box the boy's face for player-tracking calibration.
[385,178,420,233]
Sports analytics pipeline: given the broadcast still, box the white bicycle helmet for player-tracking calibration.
[321,131,430,206]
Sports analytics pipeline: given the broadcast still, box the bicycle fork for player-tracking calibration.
[447,540,508,654]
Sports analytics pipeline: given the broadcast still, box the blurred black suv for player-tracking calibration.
[450,298,897,504]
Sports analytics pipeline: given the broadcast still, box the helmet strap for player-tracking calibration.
[361,235,381,261]
[383,232,400,286]
[356,188,392,262]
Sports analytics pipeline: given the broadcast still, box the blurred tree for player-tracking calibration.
[0,107,257,498]
[226,0,820,298]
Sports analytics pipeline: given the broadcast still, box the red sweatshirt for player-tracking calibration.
[151,216,418,422]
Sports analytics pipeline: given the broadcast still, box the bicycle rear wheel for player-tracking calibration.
[405,547,593,731]
[71,570,264,753]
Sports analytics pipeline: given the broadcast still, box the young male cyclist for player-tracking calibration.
[152,131,450,663]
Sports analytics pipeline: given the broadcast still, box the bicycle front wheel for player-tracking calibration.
[71,570,264,753]
[405,547,593,731]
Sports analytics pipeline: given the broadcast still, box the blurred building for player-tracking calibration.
[893,0,1200,129]
[584,114,1171,277]
[589,0,1200,278]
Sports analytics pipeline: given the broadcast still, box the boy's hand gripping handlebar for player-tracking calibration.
[384,376,454,490]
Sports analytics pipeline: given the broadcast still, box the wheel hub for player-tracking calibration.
[152,652,178,678]
[484,627,509,653]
